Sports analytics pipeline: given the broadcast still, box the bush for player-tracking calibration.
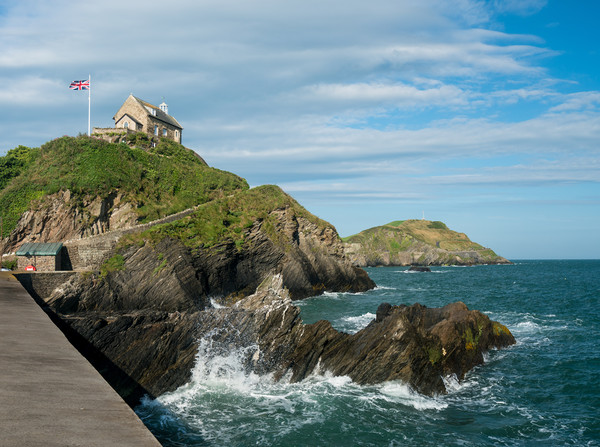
[1,259,17,270]
[428,221,448,230]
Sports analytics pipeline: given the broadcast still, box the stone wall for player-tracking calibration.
[14,271,79,302]
[91,127,130,144]
[62,204,200,270]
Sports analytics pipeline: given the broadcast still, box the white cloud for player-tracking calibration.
[0,76,63,105]
[1,0,598,258]
[548,92,600,112]
[303,82,468,108]
[492,0,548,17]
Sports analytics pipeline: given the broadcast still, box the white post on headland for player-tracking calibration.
[88,74,91,136]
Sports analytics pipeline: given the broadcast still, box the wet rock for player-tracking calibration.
[42,273,515,403]
[193,274,516,396]
[409,266,431,272]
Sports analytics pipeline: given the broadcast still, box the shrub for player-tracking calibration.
[428,221,448,230]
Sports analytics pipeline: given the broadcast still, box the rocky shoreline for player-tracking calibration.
[26,271,515,404]
[194,274,515,395]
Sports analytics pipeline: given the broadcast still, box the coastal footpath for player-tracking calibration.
[0,272,160,447]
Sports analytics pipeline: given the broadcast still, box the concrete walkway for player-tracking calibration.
[0,272,161,446]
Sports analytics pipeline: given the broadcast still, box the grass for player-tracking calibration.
[100,254,125,277]
[126,184,332,252]
[345,219,490,252]
[1,259,17,270]
[0,135,248,236]
[342,218,505,265]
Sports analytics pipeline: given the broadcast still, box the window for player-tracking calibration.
[154,125,158,135]
[162,128,167,137]
[124,121,129,128]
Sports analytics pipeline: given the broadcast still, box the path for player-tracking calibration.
[0,271,161,446]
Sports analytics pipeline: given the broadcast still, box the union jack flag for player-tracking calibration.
[69,79,90,90]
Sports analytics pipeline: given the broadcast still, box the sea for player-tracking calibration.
[136,260,600,446]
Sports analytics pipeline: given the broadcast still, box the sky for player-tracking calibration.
[1,0,599,259]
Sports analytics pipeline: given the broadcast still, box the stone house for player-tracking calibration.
[94,94,183,144]
[16,242,64,271]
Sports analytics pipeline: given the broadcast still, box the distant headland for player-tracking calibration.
[343,219,511,267]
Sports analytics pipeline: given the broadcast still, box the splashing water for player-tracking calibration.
[137,261,600,446]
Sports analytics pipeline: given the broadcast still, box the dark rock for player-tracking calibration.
[192,275,516,396]
[39,203,375,404]
[43,273,515,402]
[409,266,431,272]
[376,302,393,322]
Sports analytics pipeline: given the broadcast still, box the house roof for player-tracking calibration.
[132,96,183,129]
[115,113,142,126]
[16,242,63,257]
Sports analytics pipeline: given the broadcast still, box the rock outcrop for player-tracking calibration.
[40,273,514,403]
[35,190,375,403]
[193,274,515,395]
[2,190,138,254]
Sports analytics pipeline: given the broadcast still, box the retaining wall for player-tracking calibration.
[62,204,200,270]
[14,272,79,302]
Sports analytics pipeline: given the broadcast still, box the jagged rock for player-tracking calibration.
[194,274,516,396]
[40,273,514,404]
[47,204,375,311]
[52,308,201,405]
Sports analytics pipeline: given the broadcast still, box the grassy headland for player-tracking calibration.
[0,135,248,236]
[343,219,509,266]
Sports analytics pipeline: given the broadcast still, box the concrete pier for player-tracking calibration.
[0,272,162,446]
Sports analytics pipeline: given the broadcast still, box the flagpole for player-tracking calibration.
[88,74,91,136]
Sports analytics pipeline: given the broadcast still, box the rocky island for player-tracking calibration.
[343,219,512,267]
[0,135,515,406]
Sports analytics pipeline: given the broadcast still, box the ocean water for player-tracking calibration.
[136,260,600,446]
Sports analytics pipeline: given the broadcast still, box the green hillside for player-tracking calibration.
[0,134,248,236]
[135,184,330,251]
[343,219,509,266]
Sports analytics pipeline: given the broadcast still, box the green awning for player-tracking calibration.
[16,242,63,257]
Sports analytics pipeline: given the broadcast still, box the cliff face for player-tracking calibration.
[343,220,511,267]
[2,190,138,253]
[5,136,515,407]
[36,186,375,403]
[48,190,375,311]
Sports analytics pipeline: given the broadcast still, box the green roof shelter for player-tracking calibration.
[16,242,63,271]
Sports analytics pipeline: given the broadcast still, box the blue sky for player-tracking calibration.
[1,0,598,259]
